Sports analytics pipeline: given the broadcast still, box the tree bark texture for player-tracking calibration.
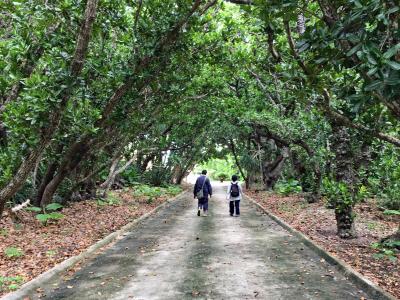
[331,124,357,238]
[262,147,289,190]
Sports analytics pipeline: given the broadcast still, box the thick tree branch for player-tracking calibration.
[265,26,282,62]
[225,0,253,4]
[320,90,400,147]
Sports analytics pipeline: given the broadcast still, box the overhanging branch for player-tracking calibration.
[225,0,253,5]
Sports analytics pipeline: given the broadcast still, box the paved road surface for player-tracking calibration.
[28,183,372,299]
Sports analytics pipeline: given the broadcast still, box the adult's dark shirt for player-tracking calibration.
[193,175,212,199]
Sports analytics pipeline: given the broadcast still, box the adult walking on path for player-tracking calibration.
[226,174,242,217]
[193,170,212,217]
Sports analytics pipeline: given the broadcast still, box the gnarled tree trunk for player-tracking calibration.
[40,139,92,207]
[262,147,289,190]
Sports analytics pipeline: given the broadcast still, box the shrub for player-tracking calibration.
[217,173,228,182]
[120,166,141,185]
[321,177,369,211]
[143,166,171,186]
[379,185,400,210]
[275,179,302,196]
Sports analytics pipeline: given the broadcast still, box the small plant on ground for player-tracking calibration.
[0,276,24,292]
[25,203,64,225]
[277,203,294,214]
[4,247,24,259]
[367,221,379,231]
[165,185,182,195]
[96,192,121,207]
[0,229,8,237]
[371,241,399,262]
[370,209,400,261]
[384,209,400,216]
[133,184,163,198]
[13,223,23,231]
[46,250,57,257]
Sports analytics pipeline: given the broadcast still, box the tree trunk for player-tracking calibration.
[355,140,373,188]
[176,160,195,184]
[100,154,136,193]
[171,165,183,184]
[262,147,289,190]
[40,140,91,207]
[331,124,357,238]
[0,123,7,147]
[100,156,121,189]
[35,162,58,206]
[64,163,107,202]
[140,154,156,172]
[335,205,356,239]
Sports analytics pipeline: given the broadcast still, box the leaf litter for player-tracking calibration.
[247,190,399,299]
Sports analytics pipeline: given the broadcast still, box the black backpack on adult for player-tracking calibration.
[230,183,240,197]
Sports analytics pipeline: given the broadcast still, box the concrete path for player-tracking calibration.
[29,183,373,299]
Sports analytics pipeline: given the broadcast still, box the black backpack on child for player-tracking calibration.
[230,183,240,197]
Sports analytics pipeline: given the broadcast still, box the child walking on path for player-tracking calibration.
[226,175,242,217]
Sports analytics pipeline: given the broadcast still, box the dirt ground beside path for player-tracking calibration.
[16,183,376,300]
[246,190,399,299]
